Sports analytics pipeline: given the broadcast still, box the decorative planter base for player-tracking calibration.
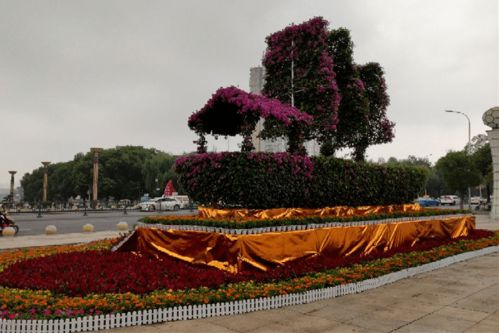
[116,215,475,272]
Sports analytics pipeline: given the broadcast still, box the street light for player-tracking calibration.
[445,110,471,150]
[445,110,471,209]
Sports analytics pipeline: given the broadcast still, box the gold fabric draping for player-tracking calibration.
[117,215,475,273]
[197,204,422,220]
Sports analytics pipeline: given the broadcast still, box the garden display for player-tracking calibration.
[2,17,497,333]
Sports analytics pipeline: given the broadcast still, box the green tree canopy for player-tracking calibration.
[436,151,481,208]
[21,146,179,204]
[472,142,492,201]
[262,17,394,160]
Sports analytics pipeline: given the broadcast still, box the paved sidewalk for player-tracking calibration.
[474,214,499,230]
[108,251,499,333]
[0,230,123,249]
[1,214,498,332]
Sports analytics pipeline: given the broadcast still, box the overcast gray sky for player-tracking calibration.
[1,0,498,188]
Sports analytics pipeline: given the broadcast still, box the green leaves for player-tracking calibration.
[436,151,482,207]
[21,146,178,203]
[176,153,426,208]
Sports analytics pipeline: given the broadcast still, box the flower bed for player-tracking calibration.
[0,230,497,320]
[140,208,468,229]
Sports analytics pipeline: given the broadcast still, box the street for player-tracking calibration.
[7,209,196,236]
[5,204,484,236]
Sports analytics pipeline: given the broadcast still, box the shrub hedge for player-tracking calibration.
[175,152,427,209]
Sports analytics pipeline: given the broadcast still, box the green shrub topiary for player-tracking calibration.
[175,152,426,209]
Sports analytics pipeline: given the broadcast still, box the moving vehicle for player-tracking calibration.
[0,211,19,235]
[140,197,182,211]
[439,195,460,206]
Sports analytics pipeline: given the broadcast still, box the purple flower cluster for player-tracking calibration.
[248,152,314,178]
[265,17,329,62]
[175,152,316,208]
[354,78,365,91]
[176,152,228,178]
[188,86,312,136]
[381,118,395,141]
[263,17,341,136]
[1,308,87,320]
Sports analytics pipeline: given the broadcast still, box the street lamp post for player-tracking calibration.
[424,154,432,197]
[445,110,471,209]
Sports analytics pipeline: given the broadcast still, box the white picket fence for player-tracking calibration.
[136,214,468,235]
[1,244,498,333]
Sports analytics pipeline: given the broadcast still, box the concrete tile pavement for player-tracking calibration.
[100,251,499,333]
[0,214,498,332]
[0,230,123,249]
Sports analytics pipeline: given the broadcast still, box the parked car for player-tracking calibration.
[416,197,440,207]
[140,197,182,211]
[172,195,191,209]
[439,195,460,206]
[470,196,483,205]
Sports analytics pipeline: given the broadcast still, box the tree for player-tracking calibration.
[425,169,449,198]
[262,17,394,160]
[21,146,180,205]
[20,169,44,204]
[466,134,488,154]
[323,28,370,158]
[473,143,492,202]
[385,155,432,169]
[382,155,432,196]
[262,17,341,154]
[436,151,481,209]
[357,63,394,158]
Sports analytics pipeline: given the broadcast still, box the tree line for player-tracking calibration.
[18,138,491,207]
[21,146,181,204]
[380,134,491,207]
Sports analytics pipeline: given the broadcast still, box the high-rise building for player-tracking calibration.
[249,66,287,153]
[249,66,319,155]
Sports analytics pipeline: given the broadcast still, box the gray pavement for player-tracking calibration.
[0,214,498,332]
[7,209,195,236]
[109,251,499,333]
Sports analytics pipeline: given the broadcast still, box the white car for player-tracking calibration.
[470,197,485,205]
[439,195,460,206]
[140,197,182,211]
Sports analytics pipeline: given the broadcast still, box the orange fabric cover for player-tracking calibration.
[117,215,475,273]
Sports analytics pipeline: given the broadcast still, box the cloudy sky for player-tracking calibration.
[1,0,498,188]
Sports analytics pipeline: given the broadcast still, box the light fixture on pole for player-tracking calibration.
[445,110,471,209]
[445,110,471,150]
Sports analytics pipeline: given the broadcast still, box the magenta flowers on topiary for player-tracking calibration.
[263,17,341,153]
[188,86,312,152]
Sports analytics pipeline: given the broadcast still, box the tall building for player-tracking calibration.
[249,66,287,153]
[249,66,319,155]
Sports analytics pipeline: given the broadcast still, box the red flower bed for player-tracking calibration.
[0,251,229,296]
[0,230,493,297]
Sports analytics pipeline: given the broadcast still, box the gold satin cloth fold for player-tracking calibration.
[197,204,422,220]
[118,215,475,273]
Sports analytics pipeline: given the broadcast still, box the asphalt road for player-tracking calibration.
[6,209,197,236]
[5,204,483,236]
